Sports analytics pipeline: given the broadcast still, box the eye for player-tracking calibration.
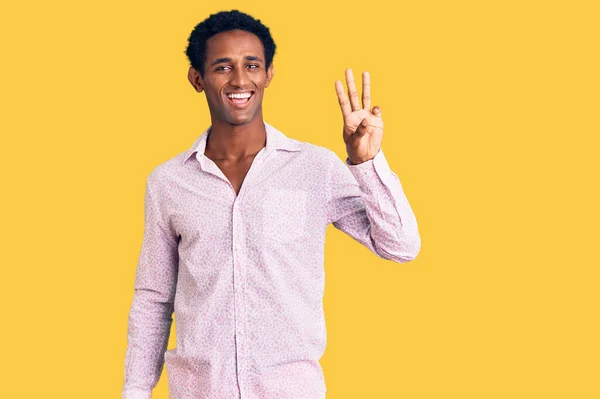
[215,66,230,72]
[248,64,259,69]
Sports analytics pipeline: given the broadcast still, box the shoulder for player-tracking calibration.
[145,149,188,188]
[267,122,339,163]
[294,140,352,181]
[285,135,341,166]
[302,141,347,168]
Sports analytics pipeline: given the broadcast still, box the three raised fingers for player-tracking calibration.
[336,69,371,116]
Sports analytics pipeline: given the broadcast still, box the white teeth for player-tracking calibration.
[228,92,252,99]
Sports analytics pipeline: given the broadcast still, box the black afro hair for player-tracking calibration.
[184,9,277,78]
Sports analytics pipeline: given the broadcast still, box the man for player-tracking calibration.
[122,9,420,399]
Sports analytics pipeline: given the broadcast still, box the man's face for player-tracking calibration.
[189,29,274,126]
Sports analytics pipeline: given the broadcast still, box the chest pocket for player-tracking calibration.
[262,188,308,243]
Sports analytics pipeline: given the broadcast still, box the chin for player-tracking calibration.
[225,113,258,126]
[226,118,252,126]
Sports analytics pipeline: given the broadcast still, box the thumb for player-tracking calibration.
[356,118,369,137]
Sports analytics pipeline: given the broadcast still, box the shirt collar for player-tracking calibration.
[182,121,302,165]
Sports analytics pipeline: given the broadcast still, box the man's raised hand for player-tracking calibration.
[335,69,384,164]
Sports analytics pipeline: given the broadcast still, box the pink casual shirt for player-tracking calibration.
[122,121,421,399]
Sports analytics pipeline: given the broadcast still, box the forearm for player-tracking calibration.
[345,149,421,262]
[122,288,174,398]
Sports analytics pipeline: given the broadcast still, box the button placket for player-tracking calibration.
[232,200,248,390]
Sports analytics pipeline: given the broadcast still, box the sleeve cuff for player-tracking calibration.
[122,388,152,399]
[345,148,393,185]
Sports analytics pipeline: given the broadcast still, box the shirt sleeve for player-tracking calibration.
[326,148,421,263]
[122,172,179,399]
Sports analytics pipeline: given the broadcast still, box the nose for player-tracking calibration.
[230,66,250,88]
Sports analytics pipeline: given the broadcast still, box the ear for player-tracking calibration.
[187,66,204,93]
[264,63,275,88]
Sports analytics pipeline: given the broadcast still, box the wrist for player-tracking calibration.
[347,156,371,165]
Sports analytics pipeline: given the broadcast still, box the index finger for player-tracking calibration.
[335,80,352,119]
[345,69,360,111]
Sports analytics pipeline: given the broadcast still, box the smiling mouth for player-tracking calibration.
[226,91,254,106]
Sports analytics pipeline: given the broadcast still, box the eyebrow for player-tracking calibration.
[210,56,264,66]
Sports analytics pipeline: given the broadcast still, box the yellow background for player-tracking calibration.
[1,0,598,398]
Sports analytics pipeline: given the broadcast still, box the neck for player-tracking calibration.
[205,117,267,162]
